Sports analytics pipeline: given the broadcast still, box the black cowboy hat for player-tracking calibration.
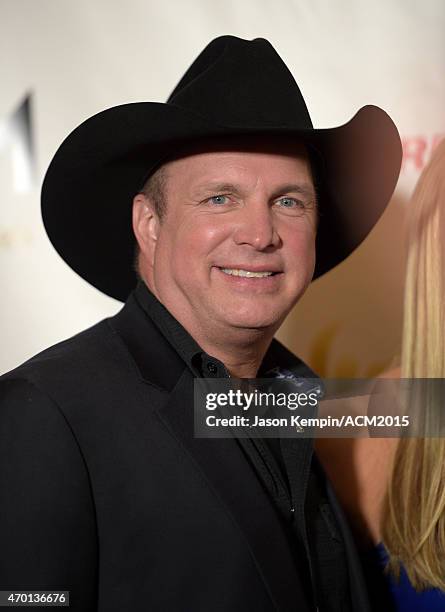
[42,35,402,302]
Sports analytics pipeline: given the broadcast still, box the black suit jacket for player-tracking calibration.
[0,291,370,611]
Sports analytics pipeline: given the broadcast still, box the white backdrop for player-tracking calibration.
[1,0,444,375]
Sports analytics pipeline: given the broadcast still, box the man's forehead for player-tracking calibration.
[142,135,316,205]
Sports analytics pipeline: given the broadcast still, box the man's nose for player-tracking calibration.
[232,200,280,250]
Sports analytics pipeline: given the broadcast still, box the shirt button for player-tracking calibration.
[207,362,218,375]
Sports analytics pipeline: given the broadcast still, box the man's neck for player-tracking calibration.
[195,331,274,378]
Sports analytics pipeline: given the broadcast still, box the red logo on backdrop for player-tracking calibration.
[402,134,444,172]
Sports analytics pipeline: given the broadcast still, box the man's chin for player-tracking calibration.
[218,311,283,333]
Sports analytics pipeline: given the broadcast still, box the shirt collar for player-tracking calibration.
[134,281,229,378]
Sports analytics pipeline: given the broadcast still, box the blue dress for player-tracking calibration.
[375,542,445,611]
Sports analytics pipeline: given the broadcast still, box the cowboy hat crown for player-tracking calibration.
[168,36,313,129]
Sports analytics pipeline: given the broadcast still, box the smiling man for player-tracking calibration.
[0,36,401,611]
[133,138,317,378]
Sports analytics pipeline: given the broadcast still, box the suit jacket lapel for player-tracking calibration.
[156,368,310,612]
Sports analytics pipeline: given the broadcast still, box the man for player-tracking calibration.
[0,36,401,611]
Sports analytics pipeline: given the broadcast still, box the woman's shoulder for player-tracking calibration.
[376,543,445,611]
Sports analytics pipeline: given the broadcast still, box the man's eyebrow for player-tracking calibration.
[193,182,243,196]
[270,183,316,200]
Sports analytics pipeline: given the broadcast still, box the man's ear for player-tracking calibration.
[132,194,160,266]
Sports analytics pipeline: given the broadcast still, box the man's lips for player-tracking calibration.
[212,266,284,288]
[214,265,282,274]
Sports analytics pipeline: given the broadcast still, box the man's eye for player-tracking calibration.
[276,197,304,209]
[208,195,229,206]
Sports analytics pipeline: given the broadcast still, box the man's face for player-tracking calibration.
[140,139,317,335]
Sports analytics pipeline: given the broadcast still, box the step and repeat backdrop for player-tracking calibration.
[1,0,444,375]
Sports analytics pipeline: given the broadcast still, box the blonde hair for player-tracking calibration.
[382,139,445,590]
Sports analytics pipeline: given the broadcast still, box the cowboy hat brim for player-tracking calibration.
[41,101,402,302]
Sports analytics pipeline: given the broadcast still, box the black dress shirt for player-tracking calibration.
[134,281,351,612]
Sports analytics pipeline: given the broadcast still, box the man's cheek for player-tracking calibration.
[172,255,201,289]
[289,238,315,261]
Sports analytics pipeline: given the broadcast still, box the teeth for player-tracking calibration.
[220,268,274,278]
